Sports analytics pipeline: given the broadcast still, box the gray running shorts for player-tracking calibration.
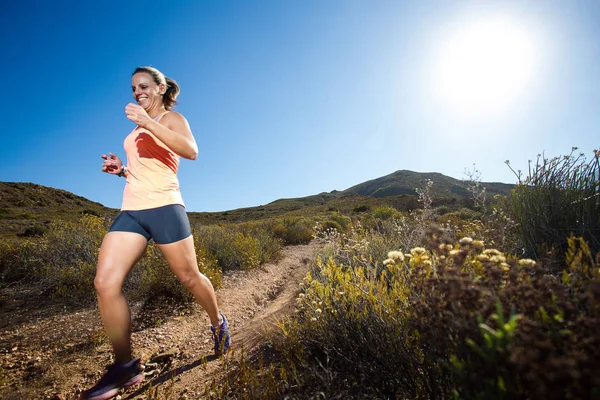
[108,204,191,244]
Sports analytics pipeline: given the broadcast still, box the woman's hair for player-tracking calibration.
[132,66,180,110]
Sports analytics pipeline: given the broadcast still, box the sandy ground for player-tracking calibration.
[0,242,320,399]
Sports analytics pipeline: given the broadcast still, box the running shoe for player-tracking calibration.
[80,359,144,400]
[210,311,231,355]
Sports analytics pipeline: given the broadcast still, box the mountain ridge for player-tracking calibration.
[268,169,514,203]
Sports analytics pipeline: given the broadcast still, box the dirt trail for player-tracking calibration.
[0,242,320,399]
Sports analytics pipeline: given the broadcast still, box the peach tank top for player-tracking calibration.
[121,112,184,210]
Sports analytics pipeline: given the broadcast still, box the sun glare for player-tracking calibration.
[432,15,539,119]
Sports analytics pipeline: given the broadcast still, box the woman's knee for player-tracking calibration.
[94,270,122,296]
[177,269,205,290]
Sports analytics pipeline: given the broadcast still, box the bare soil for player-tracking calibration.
[0,242,320,399]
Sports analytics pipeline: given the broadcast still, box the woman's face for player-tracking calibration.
[131,72,165,111]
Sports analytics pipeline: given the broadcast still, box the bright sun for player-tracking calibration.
[432,15,539,118]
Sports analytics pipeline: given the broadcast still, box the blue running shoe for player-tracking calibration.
[210,311,231,355]
[80,359,144,400]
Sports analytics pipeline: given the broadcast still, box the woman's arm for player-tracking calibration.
[125,103,199,160]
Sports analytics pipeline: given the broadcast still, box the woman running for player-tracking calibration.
[81,66,230,400]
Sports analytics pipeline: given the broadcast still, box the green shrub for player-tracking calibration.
[16,225,47,238]
[34,214,107,300]
[82,208,102,217]
[373,205,398,220]
[281,218,314,245]
[506,148,600,260]
[353,204,371,213]
[328,212,351,231]
[268,217,313,245]
[436,205,452,215]
[319,220,343,233]
[194,224,282,272]
[237,222,285,260]
[0,239,44,283]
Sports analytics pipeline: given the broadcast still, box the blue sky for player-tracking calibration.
[1,0,598,212]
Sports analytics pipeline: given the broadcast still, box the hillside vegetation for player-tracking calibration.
[0,169,511,240]
[0,182,112,240]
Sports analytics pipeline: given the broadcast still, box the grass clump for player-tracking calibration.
[194,224,282,272]
[205,350,291,400]
[372,205,399,220]
[505,147,600,261]
[0,238,44,283]
[33,214,107,300]
[268,217,314,245]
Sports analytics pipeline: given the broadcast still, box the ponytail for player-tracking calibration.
[163,77,180,110]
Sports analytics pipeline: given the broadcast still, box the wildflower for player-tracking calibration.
[477,254,490,262]
[472,240,484,249]
[411,247,427,256]
[501,262,510,271]
[490,255,506,264]
[483,249,502,257]
[315,309,322,314]
[519,259,536,268]
[423,260,433,268]
[449,250,460,257]
[387,251,405,263]
[459,237,473,245]
[311,317,317,322]
[439,243,453,252]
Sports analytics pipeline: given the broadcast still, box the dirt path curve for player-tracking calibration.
[0,242,320,400]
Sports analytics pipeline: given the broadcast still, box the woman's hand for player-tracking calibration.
[125,103,153,128]
[101,153,123,175]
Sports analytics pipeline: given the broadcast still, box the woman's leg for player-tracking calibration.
[94,231,148,363]
[156,235,221,326]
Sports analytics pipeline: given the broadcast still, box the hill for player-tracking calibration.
[341,169,514,198]
[0,182,116,240]
[0,170,515,239]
